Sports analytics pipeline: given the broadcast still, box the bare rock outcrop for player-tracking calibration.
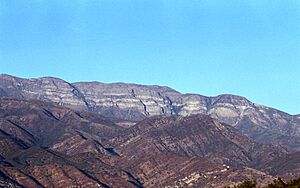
[1,74,300,150]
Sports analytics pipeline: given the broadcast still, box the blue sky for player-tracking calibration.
[0,0,299,114]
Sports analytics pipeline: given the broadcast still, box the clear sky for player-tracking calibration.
[0,0,299,114]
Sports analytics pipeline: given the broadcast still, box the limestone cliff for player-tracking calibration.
[1,74,300,150]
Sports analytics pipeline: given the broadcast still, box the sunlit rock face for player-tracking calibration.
[72,82,180,119]
[1,74,300,150]
[0,74,88,110]
[0,98,289,188]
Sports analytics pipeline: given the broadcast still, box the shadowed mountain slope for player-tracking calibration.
[1,74,299,150]
[0,98,142,188]
[1,98,299,187]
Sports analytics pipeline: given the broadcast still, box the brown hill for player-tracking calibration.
[0,98,297,187]
[1,74,299,150]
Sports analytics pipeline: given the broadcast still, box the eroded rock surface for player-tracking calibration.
[1,74,299,150]
[0,98,300,187]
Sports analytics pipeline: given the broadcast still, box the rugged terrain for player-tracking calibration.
[1,74,300,150]
[0,74,300,187]
[0,98,299,187]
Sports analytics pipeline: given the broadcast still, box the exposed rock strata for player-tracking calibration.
[1,98,297,187]
[1,74,299,150]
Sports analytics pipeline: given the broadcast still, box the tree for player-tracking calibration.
[265,178,286,188]
[226,177,300,188]
[234,180,256,188]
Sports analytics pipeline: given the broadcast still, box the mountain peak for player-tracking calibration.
[1,74,300,150]
[1,74,300,187]
[0,74,20,80]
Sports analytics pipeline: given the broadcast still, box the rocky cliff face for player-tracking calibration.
[0,74,88,110]
[0,98,294,187]
[1,74,300,150]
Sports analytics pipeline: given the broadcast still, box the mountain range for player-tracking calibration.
[1,74,299,150]
[0,74,300,187]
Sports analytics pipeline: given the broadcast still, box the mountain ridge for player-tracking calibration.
[0,97,294,187]
[1,73,295,114]
[0,74,284,110]
[1,74,296,114]
[1,74,300,150]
